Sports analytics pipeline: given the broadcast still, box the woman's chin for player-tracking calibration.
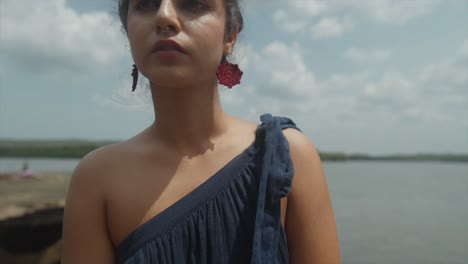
[147,74,195,88]
[144,69,185,82]
[146,72,214,89]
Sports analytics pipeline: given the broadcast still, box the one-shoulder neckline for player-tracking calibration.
[116,141,258,260]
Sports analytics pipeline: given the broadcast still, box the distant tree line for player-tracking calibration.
[0,140,115,159]
[320,153,468,162]
[0,140,467,162]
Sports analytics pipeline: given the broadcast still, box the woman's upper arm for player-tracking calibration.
[284,129,341,264]
[62,151,115,264]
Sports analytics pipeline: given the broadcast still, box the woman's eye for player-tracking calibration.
[135,0,160,10]
[181,0,210,12]
[134,0,210,13]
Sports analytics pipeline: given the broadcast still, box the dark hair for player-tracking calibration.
[117,0,244,38]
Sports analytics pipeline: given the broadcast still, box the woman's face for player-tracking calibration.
[126,0,235,87]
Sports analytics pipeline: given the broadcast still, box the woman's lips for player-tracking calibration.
[152,40,187,55]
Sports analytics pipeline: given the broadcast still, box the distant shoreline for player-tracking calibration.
[1,140,467,162]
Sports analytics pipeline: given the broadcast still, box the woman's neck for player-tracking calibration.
[148,81,230,155]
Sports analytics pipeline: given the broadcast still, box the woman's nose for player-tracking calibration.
[154,0,181,34]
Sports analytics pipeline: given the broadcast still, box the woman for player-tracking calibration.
[62,0,340,263]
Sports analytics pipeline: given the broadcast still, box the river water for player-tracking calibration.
[1,158,467,263]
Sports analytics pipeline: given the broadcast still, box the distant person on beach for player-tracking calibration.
[16,161,37,179]
[62,0,340,263]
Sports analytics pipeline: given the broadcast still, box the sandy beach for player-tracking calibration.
[0,172,71,264]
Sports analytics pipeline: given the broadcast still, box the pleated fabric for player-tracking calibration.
[116,114,300,264]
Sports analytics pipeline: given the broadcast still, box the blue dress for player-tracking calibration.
[116,114,300,264]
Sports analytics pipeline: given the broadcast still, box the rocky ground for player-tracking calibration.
[0,172,71,264]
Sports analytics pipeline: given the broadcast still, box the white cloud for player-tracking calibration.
[418,45,468,93]
[233,43,257,73]
[361,0,443,25]
[344,48,392,63]
[0,0,128,78]
[234,39,468,129]
[92,80,153,112]
[0,65,5,78]
[288,0,328,17]
[220,88,247,106]
[362,72,417,107]
[311,16,354,39]
[274,0,443,37]
[272,10,307,33]
[247,42,319,104]
[460,38,468,57]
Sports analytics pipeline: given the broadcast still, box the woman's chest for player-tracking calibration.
[104,153,254,248]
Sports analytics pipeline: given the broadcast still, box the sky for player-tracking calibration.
[0,0,467,155]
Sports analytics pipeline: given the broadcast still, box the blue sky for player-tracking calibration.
[0,0,467,155]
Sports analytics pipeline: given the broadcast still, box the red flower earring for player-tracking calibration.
[216,57,243,89]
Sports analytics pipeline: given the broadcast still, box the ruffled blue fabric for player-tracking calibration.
[251,114,299,264]
[116,114,300,264]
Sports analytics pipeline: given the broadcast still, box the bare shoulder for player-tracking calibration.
[283,128,322,165]
[78,141,133,167]
[281,128,341,263]
[62,139,140,263]
[70,141,130,189]
[282,128,326,209]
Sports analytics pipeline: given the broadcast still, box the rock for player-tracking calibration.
[38,240,62,264]
[0,240,62,264]
[0,206,63,253]
[0,172,70,263]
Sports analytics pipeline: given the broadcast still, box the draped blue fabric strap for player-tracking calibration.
[251,114,301,264]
